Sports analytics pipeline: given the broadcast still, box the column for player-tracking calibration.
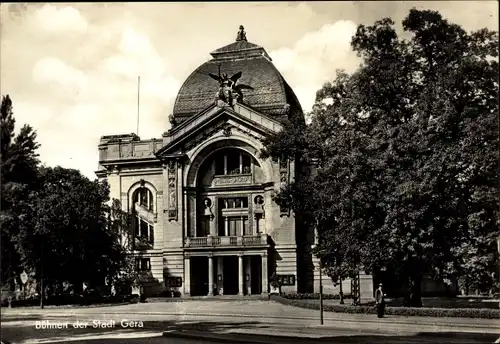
[224,217,229,236]
[209,212,216,236]
[238,254,244,296]
[261,253,268,294]
[224,154,227,175]
[217,257,224,295]
[184,257,191,296]
[208,256,214,296]
[239,152,242,173]
[245,256,252,295]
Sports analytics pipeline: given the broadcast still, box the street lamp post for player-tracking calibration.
[319,261,324,325]
[496,236,500,295]
[314,219,324,325]
[40,240,44,309]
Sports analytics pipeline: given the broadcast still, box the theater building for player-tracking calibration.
[96,27,375,298]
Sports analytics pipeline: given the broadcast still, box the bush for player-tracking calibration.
[155,289,181,298]
[282,293,353,300]
[271,295,500,319]
[1,293,139,308]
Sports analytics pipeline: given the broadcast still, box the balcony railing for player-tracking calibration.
[185,234,268,248]
[134,237,154,250]
[98,137,162,162]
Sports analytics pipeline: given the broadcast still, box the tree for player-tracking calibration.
[16,167,127,296]
[0,94,40,291]
[262,9,499,306]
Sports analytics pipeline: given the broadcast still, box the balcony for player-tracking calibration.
[184,234,269,248]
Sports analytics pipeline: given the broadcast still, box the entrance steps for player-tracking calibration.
[148,294,269,302]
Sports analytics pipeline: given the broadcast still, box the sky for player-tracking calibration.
[0,1,498,179]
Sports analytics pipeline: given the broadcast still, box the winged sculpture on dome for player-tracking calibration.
[208,65,254,106]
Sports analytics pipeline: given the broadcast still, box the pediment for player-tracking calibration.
[156,103,282,157]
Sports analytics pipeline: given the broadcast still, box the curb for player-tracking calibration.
[162,330,500,344]
[163,330,326,344]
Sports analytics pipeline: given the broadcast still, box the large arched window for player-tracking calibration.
[214,149,252,175]
[133,187,154,212]
[131,187,155,249]
[197,148,263,187]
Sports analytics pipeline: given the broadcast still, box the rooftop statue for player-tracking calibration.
[209,65,254,106]
[168,114,177,126]
[236,25,247,42]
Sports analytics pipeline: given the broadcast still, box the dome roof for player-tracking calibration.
[172,27,302,122]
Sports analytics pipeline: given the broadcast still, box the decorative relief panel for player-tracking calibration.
[279,158,290,217]
[167,159,178,221]
[213,174,252,186]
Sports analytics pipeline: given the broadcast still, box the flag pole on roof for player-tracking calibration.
[136,76,140,137]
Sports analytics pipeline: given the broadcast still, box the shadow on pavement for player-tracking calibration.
[1,318,498,344]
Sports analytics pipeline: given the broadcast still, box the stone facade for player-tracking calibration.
[96,30,375,299]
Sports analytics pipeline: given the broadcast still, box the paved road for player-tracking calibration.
[2,301,499,344]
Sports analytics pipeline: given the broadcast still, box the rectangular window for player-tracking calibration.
[149,225,154,245]
[140,190,148,208]
[229,217,238,236]
[227,152,239,174]
[140,220,148,239]
[223,197,248,209]
[135,218,154,247]
[242,154,251,173]
[215,156,224,175]
[227,216,249,236]
[242,217,250,235]
[136,258,151,271]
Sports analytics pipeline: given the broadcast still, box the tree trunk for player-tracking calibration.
[403,273,423,307]
[339,277,344,304]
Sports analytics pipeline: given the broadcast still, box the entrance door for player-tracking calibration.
[223,256,239,295]
[190,257,208,296]
[251,256,262,294]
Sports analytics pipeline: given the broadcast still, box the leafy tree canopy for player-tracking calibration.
[1,95,40,289]
[262,9,499,306]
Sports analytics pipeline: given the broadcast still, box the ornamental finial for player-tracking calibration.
[236,25,247,42]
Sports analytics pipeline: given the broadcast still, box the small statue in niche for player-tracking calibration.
[254,195,264,207]
[254,195,265,219]
[236,25,247,42]
[203,198,214,220]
